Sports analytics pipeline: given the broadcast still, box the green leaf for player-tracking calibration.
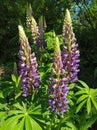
[76,99,87,113]
[0,91,4,98]
[29,116,42,130]
[32,105,41,112]
[80,114,97,130]
[69,98,74,106]
[61,116,70,124]
[32,115,46,125]
[11,74,16,83]
[87,97,91,115]
[9,110,24,115]
[14,117,25,130]
[0,104,7,110]
[75,85,82,90]
[65,121,78,130]
[0,112,7,120]
[16,75,22,87]
[0,119,6,130]
[69,83,76,89]
[91,96,97,109]
[75,89,86,96]
[22,102,27,111]
[78,80,89,90]
[76,95,88,104]
[14,103,24,111]
[15,92,22,99]
[25,116,32,130]
[6,115,23,130]
[25,115,42,130]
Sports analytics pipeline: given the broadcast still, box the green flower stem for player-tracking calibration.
[47,114,56,130]
[57,117,63,130]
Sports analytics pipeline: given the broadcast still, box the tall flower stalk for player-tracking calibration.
[38,15,47,51]
[18,25,40,97]
[49,37,69,116]
[26,5,46,49]
[26,5,47,65]
[26,4,39,44]
[62,9,80,83]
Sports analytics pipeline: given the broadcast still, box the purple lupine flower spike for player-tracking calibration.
[49,37,69,116]
[18,25,40,97]
[62,9,80,83]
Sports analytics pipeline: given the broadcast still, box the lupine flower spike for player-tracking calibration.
[26,5,47,51]
[62,9,80,83]
[49,36,69,116]
[38,15,47,51]
[18,25,40,97]
[26,4,39,44]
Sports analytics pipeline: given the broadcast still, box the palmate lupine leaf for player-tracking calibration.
[80,114,97,130]
[76,95,88,104]
[76,99,87,113]
[60,117,78,130]
[75,80,97,114]
[90,88,97,110]
[3,102,43,130]
[78,80,89,91]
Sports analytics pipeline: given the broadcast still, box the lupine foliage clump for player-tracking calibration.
[0,5,97,130]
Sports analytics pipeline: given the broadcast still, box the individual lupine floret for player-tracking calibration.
[49,37,69,116]
[18,25,40,97]
[62,9,80,83]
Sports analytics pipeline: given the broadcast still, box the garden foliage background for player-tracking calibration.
[0,0,97,130]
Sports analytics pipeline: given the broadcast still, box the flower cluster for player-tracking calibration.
[18,25,40,97]
[26,5,46,53]
[49,9,80,116]
[26,4,39,44]
[38,16,47,52]
[62,9,80,83]
[49,37,69,116]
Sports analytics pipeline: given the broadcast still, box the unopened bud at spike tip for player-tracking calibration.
[18,25,27,42]
[65,9,72,24]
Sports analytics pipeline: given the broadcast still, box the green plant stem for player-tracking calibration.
[47,114,56,130]
[57,117,63,130]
